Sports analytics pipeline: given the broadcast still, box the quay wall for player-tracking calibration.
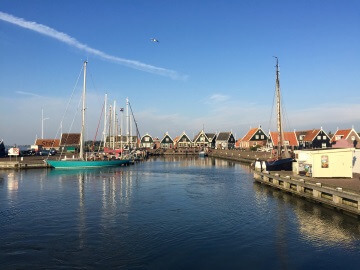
[254,171,360,217]
[208,149,271,164]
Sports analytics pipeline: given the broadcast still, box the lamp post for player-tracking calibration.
[41,108,50,139]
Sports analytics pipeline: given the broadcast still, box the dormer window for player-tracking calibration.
[335,135,342,140]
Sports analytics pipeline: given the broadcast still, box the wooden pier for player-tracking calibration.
[254,171,360,217]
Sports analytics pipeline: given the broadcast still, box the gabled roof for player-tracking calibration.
[60,133,81,146]
[140,133,153,143]
[269,131,298,147]
[178,132,192,143]
[161,132,173,144]
[35,139,60,148]
[241,128,258,142]
[205,133,216,141]
[331,129,359,143]
[193,130,209,143]
[303,129,321,141]
[217,132,232,141]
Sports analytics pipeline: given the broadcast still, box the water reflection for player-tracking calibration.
[253,182,360,248]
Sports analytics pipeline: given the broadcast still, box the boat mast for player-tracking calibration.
[275,57,283,159]
[275,57,289,159]
[102,93,107,149]
[126,97,130,149]
[79,61,87,160]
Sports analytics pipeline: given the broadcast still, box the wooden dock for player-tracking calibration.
[254,171,360,217]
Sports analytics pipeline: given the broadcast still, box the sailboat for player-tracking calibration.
[46,61,130,169]
[265,57,294,171]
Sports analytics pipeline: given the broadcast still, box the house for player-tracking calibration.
[331,128,360,148]
[60,133,81,153]
[193,130,211,148]
[140,133,154,149]
[237,127,268,149]
[216,132,236,149]
[160,132,174,149]
[153,137,161,149]
[35,139,60,150]
[175,132,192,148]
[296,128,331,149]
[268,131,298,151]
[205,133,217,149]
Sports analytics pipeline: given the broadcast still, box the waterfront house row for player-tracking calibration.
[139,130,235,150]
[235,126,360,151]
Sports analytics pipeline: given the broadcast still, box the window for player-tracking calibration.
[322,143,326,148]
[145,137,149,142]
[323,136,327,140]
[166,138,169,142]
[336,135,341,140]
[284,141,289,145]
[261,135,264,139]
[255,135,259,139]
[300,135,305,140]
[351,136,355,141]
[317,136,321,140]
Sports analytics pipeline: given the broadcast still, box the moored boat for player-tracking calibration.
[265,57,294,171]
[46,61,130,169]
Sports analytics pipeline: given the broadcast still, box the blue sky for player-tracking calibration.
[1,0,360,145]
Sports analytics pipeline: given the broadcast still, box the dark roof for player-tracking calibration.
[217,132,231,141]
[60,133,81,146]
[141,134,153,143]
[205,133,216,140]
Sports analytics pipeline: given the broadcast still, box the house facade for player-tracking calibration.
[216,132,235,149]
[205,133,217,149]
[175,132,192,148]
[160,132,174,149]
[140,133,154,149]
[193,130,211,148]
[331,128,360,148]
[296,128,331,149]
[106,135,138,150]
[237,127,268,149]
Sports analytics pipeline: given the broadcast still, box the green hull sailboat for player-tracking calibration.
[46,61,130,169]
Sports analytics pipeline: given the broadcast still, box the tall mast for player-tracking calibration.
[102,93,107,149]
[113,100,116,149]
[126,97,130,149]
[79,61,87,160]
[275,57,289,159]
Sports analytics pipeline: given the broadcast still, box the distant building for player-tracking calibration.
[331,128,360,148]
[193,130,213,148]
[160,132,174,149]
[174,132,192,148]
[237,127,268,149]
[296,128,331,149]
[140,133,154,149]
[35,139,60,150]
[60,133,81,153]
[216,132,235,149]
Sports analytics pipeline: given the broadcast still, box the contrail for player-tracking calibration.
[16,91,41,97]
[0,11,187,80]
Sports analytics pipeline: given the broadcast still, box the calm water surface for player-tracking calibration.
[1,157,360,269]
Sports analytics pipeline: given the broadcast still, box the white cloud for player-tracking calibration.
[16,91,41,98]
[0,11,187,80]
[206,94,230,104]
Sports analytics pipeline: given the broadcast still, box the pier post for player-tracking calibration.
[297,185,304,193]
[284,182,290,189]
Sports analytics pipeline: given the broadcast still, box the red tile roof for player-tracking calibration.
[270,131,298,147]
[303,129,320,141]
[241,128,258,142]
[35,139,60,148]
[331,129,352,143]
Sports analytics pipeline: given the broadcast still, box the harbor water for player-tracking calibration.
[1,157,360,269]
